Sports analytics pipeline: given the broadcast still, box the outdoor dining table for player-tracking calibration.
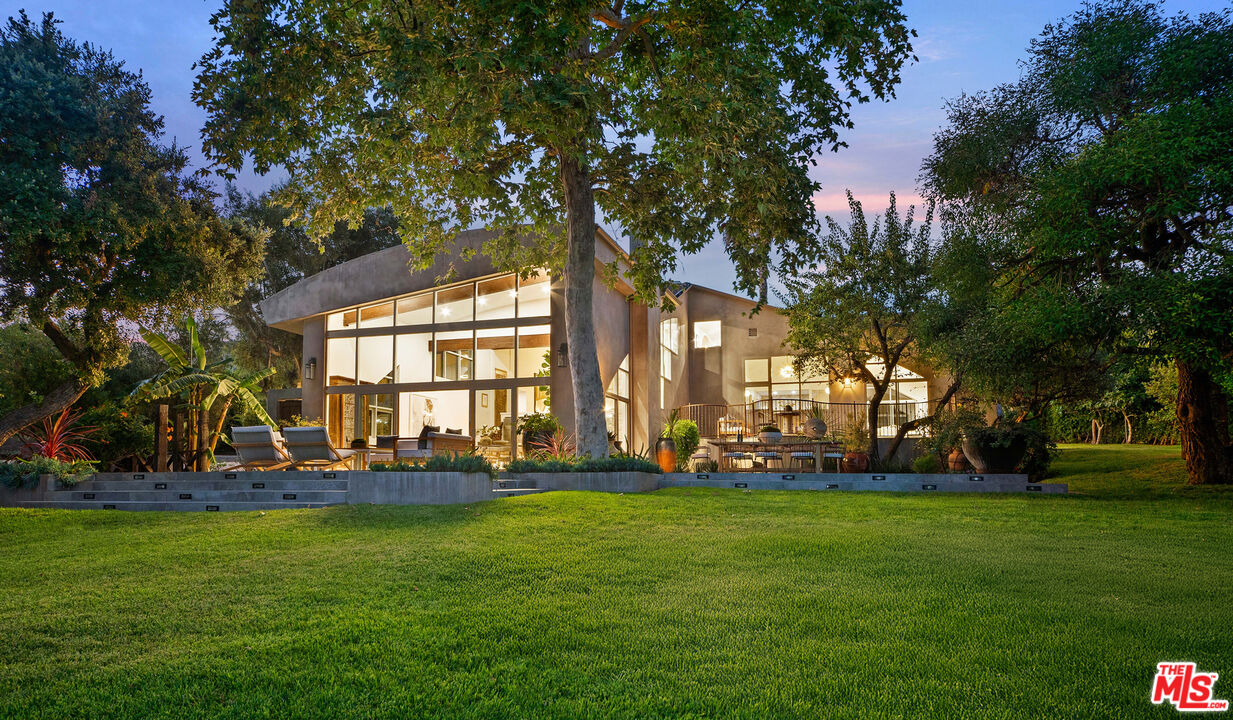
[708,439,843,473]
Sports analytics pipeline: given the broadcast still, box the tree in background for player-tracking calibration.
[195,1,916,457]
[782,192,959,463]
[922,220,1117,423]
[132,318,275,471]
[222,187,402,388]
[921,1,1233,483]
[0,12,265,446]
[0,325,74,424]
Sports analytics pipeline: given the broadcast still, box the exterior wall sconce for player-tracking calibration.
[841,376,855,388]
[557,343,568,368]
[305,357,317,381]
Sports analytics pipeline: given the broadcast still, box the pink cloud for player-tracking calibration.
[810,191,927,218]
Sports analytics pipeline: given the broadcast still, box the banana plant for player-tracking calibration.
[131,317,276,469]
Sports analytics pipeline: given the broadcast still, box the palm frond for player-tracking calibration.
[139,326,187,368]
[134,373,224,401]
[233,386,275,427]
[187,317,206,370]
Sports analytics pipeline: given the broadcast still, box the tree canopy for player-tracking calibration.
[0,12,266,445]
[195,0,916,456]
[782,191,957,462]
[222,186,402,387]
[921,0,1233,483]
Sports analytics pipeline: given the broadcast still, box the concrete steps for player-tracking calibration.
[492,478,541,489]
[60,489,348,504]
[491,487,549,497]
[15,500,334,512]
[7,473,352,511]
[81,478,349,492]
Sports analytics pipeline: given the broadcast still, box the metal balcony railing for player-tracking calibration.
[675,399,933,439]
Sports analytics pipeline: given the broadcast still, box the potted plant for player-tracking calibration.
[961,421,1029,473]
[917,405,984,472]
[758,424,783,443]
[517,412,560,457]
[476,424,502,447]
[840,421,870,473]
[802,405,828,439]
[656,409,682,473]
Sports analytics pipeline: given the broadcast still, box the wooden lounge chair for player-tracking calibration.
[224,425,293,471]
[281,426,357,470]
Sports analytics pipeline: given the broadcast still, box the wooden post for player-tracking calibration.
[197,407,210,471]
[156,403,169,472]
[171,409,184,471]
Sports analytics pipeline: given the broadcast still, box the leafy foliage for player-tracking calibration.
[78,402,154,465]
[0,455,95,488]
[20,407,97,462]
[131,317,276,466]
[194,0,916,458]
[370,453,496,479]
[221,187,403,386]
[505,456,662,475]
[782,192,956,460]
[921,1,1233,482]
[0,12,265,443]
[516,413,562,436]
[528,429,578,461]
[0,324,74,417]
[669,419,701,471]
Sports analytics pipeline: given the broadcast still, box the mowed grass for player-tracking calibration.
[1,446,1230,719]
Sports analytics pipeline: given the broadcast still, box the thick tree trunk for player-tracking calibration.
[866,383,886,461]
[885,380,960,463]
[1176,360,1233,484]
[559,153,608,458]
[0,380,90,447]
[209,397,234,455]
[196,404,210,471]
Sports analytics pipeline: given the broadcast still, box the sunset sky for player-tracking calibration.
[6,0,1227,297]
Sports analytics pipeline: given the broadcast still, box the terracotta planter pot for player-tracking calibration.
[947,448,969,472]
[841,452,869,473]
[655,437,677,473]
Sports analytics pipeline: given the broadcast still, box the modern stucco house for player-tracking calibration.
[262,227,949,461]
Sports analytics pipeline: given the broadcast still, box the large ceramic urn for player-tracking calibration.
[654,436,677,473]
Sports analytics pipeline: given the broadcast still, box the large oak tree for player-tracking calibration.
[0,12,265,446]
[921,1,1233,483]
[194,0,915,456]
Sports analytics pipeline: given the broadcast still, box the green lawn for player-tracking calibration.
[1,445,1230,719]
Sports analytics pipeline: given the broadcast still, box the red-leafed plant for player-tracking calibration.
[22,407,98,462]
[528,428,577,461]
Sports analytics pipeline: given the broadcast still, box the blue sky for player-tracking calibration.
[5,0,1227,297]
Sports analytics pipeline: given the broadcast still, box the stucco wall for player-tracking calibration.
[680,287,791,406]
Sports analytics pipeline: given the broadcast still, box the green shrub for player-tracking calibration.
[370,454,497,479]
[516,412,560,435]
[670,419,700,470]
[80,402,154,465]
[0,456,96,488]
[912,454,941,474]
[964,419,1058,481]
[505,456,662,474]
